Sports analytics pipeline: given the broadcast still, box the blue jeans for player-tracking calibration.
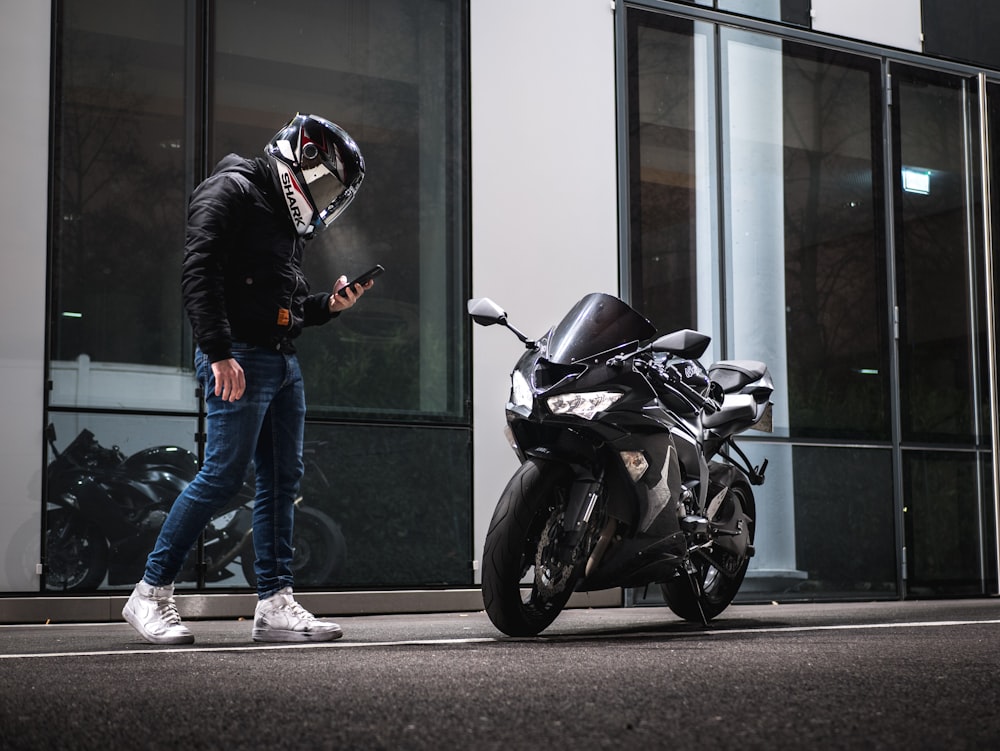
[143,344,306,599]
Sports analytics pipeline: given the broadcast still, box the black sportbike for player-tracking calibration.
[469,293,773,636]
[44,424,346,591]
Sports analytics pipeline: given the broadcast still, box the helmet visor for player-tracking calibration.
[302,164,356,228]
[267,113,364,234]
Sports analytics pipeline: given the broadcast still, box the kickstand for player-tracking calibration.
[686,568,709,627]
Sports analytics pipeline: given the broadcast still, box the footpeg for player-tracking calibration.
[681,515,709,540]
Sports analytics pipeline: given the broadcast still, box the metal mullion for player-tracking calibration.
[614,0,631,299]
[185,0,211,590]
[881,60,906,597]
[976,72,1000,593]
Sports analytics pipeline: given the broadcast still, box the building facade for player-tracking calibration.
[1,0,998,620]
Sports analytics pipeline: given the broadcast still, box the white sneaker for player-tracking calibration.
[252,587,343,643]
[122,581,194,645]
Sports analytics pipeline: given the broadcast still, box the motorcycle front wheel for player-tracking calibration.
[481,458,594,637]
[45,507,109,591]
[661,480,755,623]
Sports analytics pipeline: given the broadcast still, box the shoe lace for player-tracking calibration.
[283,598,317,624]
[154,595,183,626]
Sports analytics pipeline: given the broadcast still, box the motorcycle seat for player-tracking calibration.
[708,360,768,393]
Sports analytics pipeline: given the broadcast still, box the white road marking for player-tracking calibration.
[0,636,499,660]
[2,618,999,660]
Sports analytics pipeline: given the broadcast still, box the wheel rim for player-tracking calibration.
[45,510,105,590]
[525,505,577,605]
[521,494,601,612]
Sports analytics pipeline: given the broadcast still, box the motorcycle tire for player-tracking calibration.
[661,480,755,623]
[241,505,347,588]
[481,458,592,637]
[44,508,109,592]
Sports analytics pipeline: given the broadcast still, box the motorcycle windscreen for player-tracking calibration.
[546,293,657,365]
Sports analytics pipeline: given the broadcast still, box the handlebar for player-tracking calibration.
[632,357,721,415]
[52,429,125,469]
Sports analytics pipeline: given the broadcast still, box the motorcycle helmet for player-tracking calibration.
[265,113,365,238]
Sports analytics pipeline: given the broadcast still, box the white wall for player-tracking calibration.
[469,0,620,577]
[811,0,922,52]
[0,0,51,591]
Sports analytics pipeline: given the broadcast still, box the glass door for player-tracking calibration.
[888,64,994,595]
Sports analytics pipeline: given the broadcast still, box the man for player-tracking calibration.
[123,113,370,645]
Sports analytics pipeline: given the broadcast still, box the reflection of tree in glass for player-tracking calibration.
[630,22,698,332]
[894,75,977,442]
[298,426,471,587]
[52,24,187,367]
[781,52,889,439]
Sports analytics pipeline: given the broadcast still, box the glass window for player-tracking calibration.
[46,0,471,592]
[717,0,811,26]
[729,442,897,599]
[902,450,988,594]
[627,18,889,439]
[44,413,198,592]
[300,423,472,587]
[50,1,192,412]
[210,0,471,589]
[625,10,721,363]
[722,31,888,440]
[626,10,695,326]
[717,0,782,22]
[891,66,986,444]
[212,0,468,421]
[788,446,897,596]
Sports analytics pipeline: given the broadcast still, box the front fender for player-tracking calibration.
[47,476,111,519]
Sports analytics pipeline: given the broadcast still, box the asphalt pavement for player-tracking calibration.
[2,598,999,750]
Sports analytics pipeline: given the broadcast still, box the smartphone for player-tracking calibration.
[337,264,385,297]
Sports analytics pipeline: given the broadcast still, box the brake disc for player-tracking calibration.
[534,509,577,599]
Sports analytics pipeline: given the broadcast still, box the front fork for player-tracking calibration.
[556,474,602,564]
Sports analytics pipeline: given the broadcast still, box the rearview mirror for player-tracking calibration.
[467,297,507,327]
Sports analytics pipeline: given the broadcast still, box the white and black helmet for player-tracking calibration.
[265,113,365,238]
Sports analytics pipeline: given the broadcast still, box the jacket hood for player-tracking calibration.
[211,153,270,181]
[210,154,287,220]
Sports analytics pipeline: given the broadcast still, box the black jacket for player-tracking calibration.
[181,154,336,363]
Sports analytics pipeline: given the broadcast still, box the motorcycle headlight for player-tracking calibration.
[510,369,533,409]
[546,391,624,420]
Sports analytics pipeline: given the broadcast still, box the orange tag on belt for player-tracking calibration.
[277,308,291,326]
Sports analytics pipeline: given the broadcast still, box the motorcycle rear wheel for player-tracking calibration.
[241,505,347,588]
[661,480,755,623]
[481,458,592,637]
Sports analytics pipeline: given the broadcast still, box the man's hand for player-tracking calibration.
[211,358,246,402]
[329,274,373,313]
